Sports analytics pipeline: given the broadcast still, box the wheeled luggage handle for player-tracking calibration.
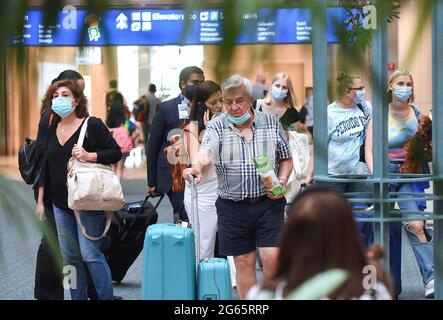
[189,176,201,264]
[149,190,164,198]
[121,193,165,242]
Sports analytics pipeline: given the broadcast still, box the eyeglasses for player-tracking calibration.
[348,86,365,91]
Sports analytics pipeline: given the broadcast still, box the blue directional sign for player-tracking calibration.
[11,7,354,46]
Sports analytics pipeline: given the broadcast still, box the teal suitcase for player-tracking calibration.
[197,258,233,300]
[141,223,196,300]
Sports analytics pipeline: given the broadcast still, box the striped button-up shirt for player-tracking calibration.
[200,111,292,201]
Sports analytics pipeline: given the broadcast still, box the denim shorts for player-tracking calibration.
[215,196,286,256]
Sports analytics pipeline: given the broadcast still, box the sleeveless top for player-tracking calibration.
[388,106,420,161]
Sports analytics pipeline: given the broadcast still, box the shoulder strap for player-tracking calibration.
[356,103,368,117]
[254,99,264,111]
[76,117,90,148]
[411,104,421,121]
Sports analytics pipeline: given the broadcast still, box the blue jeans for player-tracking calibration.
[322,181,370,210]
[320,181,372,246]
[53,205,114,300]
[389,162,434,288]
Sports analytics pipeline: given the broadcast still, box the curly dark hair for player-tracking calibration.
[41,80,89,119]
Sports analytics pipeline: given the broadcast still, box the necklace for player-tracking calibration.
[59,123,68,133]
[59,119,75,133]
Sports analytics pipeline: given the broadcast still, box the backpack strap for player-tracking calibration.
[356,103,369,118]
[411,104,422,122]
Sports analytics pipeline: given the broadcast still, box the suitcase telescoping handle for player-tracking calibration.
[189,176,201,264]
[121,193,165,242]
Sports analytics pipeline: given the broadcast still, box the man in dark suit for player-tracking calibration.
[147,66,205,223]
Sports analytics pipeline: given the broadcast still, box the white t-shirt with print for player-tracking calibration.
[327,101,372,175]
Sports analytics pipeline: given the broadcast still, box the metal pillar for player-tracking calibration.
[371,0,390,270]
[312,0,328,178]
[432,0,443,300]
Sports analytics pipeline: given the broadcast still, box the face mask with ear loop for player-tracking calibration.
[52,97,75,118]
[393,85,412,102]
[226,111,251,126]
[353,89,366,105]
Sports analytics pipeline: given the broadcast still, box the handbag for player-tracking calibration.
[163,130,190,193]
[285,131,311,203]
[67,117,125,240]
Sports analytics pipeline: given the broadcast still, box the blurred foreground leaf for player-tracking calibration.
[286,269,349,300]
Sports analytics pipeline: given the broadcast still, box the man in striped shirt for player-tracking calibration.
[184,75,293,299]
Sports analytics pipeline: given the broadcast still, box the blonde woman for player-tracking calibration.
[365,69,435,298]
[254,73,300,130]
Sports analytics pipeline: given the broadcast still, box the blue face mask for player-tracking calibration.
[52,97,75,118]
[393,86,412,102]
[227,111,251,126]
[271,86,288,101]
[353,89,366,105]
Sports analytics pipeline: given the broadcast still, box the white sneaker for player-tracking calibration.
[425,279,434,298]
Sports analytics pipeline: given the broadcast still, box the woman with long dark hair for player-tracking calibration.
[183,80,223,258]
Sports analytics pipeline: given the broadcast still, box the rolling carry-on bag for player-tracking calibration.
[197,258,232,300]
[141,223,196,300]
[190,177,233,300]
[105,194,163,283]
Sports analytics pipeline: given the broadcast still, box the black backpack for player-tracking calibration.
[18,112,53,185]
[18,137,40,184]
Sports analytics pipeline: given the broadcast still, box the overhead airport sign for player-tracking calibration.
[11,7,352,46]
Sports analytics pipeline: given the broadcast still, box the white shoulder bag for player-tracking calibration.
[67,117,125,240]
[285,130,311,203]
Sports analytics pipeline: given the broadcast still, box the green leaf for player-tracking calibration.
[286,269,349,300]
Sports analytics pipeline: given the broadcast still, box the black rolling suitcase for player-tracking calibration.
[105,194,164,283]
